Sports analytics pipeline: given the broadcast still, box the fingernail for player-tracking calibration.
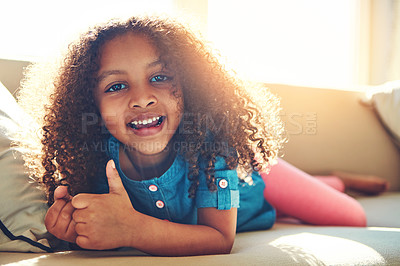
[110,160,116,169]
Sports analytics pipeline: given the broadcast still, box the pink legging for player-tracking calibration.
[261,159,366,226]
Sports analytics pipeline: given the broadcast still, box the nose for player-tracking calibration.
[128,84,158,109]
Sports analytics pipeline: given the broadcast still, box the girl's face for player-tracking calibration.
[94,33,183,156]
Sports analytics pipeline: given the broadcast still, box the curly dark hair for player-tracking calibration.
[17,16,284,205]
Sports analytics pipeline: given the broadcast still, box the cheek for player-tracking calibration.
[173,88,184,115]
[173,94,184,123]
[97,103,125,129]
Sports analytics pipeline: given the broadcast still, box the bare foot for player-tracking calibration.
[331,171,389,195]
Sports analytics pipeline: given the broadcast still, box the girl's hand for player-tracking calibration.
[44,186,77,243]
[71,160,136,250]
[71,159,237,255]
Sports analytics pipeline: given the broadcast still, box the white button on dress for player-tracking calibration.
[156,200,165,209]
[219,179,228,189]
[149,184,158,192]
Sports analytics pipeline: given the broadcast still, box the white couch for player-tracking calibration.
[1,59,399,265]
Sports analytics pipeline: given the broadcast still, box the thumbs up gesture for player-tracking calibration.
[71,160,137,250]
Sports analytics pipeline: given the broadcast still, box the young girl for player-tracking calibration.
[18,16,367,256]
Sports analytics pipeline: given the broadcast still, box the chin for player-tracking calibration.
[136,142,170,155]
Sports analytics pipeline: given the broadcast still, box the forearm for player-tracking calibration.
[127,212,235,256]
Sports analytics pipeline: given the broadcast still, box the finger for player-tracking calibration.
[76,235,91,249]
[106,160,125,194]
[72,209,87,223]
[74,222,86,235]
[56,202,75,231]
[45,199,67,230]
[71,194,91,209]
[65,219,77,243]
[54,186,72,201]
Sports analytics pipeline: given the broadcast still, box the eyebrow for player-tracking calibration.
[97,59,163,83]
[97,70,127,83]
[148,58,163,68]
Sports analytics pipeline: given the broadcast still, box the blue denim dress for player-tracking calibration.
[93,136,275,232]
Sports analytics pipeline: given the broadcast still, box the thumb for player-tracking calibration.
[106,160,125,194]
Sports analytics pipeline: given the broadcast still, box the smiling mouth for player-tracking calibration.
[127,116,165,130]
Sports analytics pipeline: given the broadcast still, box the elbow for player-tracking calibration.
[206,235,234,255]
[220,245,233,255]
[216,246,233,255]
[222,246,233,255]
[219,237,235,254]
[198,236,234,255]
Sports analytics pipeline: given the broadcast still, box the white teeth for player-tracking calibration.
[130,116,161,126]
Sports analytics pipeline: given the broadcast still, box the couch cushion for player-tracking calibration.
[0,81,56,252]
[0,223,399,265]
[368,81,400,147]
[357,192,400,228]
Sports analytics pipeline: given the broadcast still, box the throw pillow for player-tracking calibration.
[0,81,57,252]
[368,80,400,147]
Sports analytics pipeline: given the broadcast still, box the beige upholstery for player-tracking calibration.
[0,81,57,252]
[269,84,400,191]
[1,221,399,265]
